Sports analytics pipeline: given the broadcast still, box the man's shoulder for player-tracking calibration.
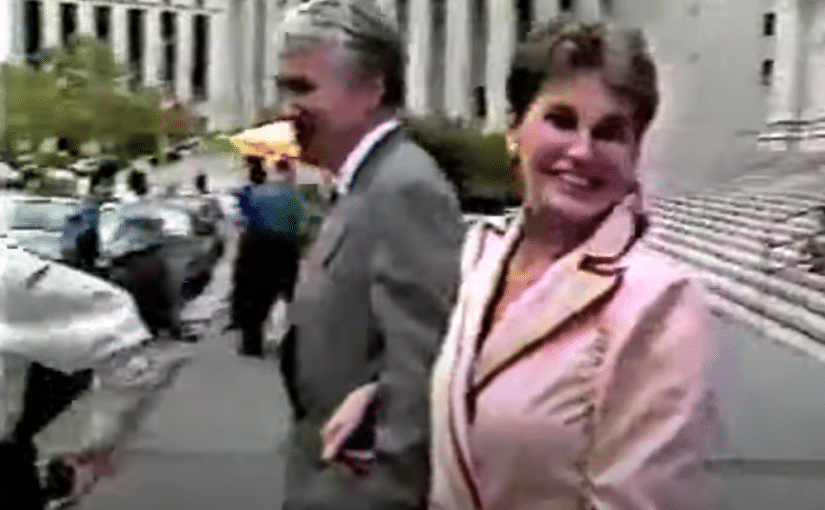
[370,136,455,196]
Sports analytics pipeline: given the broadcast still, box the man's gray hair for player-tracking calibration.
[279,0,405,107]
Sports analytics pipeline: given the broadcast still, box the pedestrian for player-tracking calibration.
[428,20,724,510]
[275,1,464,509]
[61,161,118,272]
[233,160,304,357]
[227,156,269,332]
[0,246,158,509]
[123,169,149,203]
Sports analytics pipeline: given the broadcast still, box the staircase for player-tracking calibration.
[645,182,825,347]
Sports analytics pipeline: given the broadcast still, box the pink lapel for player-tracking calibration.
[469,198,640,391]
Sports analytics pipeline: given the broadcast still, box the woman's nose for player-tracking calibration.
[567,131,594,160]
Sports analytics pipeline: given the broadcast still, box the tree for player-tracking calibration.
[2,35,163,160]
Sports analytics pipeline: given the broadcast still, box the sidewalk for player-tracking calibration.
[73,234,293,509]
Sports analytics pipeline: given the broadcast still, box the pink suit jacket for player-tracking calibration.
[430,200,724,510]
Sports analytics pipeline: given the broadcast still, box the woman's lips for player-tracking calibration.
[541,169,606,191]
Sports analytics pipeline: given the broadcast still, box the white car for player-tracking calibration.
[69,158,100,175]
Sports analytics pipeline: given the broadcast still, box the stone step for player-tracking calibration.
[642,238,825,342]
[653,196,819,230]
[654,194,820,223]
[649,218,825,294]
[651,202,814,242]
[648,219,800,265]
[708,190,824,208]
[652,251,825,357]
[645,230,825,317]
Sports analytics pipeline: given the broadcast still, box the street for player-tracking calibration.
[30,154,825,509]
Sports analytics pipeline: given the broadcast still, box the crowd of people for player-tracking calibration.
[0,0,725,509]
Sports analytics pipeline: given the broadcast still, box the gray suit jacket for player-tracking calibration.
[282,126,464,510]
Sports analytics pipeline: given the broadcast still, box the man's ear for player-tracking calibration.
[360,74,386,111]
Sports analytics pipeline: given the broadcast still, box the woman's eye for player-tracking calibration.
[545,112,577,130]
[592,122,629,142]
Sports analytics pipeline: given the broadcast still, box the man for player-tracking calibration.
[227,156,269,333]
[234,160,304,357]
[275,2,464,509]
[0,246,158,509]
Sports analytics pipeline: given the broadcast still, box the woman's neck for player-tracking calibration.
[513,207,602,271]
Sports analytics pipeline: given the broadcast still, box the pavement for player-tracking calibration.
[30,153,825,509]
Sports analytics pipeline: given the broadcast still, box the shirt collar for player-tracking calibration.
[335,119,400,195]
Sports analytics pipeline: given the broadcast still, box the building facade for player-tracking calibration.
[3,0,808,194]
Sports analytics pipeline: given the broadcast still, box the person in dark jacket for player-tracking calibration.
[61,161,118,271]
[232,157,304,357]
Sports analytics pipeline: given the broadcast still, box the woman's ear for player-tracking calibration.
[506,132,519,157]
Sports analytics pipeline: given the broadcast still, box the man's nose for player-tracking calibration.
[278,101,301,122]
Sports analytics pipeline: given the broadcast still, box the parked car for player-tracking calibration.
[0,194,83,261]
[69,157,100,176]
[0,162,24,189]
[97,201,224,328]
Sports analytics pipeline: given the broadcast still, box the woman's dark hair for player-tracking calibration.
[507,19,659,139]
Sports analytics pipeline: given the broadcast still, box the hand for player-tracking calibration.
[321,382,379,462]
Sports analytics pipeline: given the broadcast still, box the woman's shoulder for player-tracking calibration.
[621,242,705,293]
[604,243,710,331]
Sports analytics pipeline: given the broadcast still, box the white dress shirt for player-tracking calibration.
[334,119,401,196]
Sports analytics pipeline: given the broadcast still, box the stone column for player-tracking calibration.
[177,11,193,104]
[768,0,803,124]
[444,0,471,119]
[112,5,128,70]
[209,11,234,130]
[484,0,515,132]
[43,0,60,49]
[6,0,24,63]
[406,0,432,116]
[264,0,282,108]
[532,0,558,25]
[78,1,94,36]
[144,8,162,88]
[578,0,602,22]
[377,0,398,26]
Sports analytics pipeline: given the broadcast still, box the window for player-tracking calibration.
[763,12,776,37]
[192,14,209,100]
[761,59,774,87]
[560,0,574,13]
[475,86,486,118]
[95,5,111,42]
[516,0,532,42]
[24,0,41,68]
[60,2,78,46]
[161,11,177,91]
[128,9,145,90]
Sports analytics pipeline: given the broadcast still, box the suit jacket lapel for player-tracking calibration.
[470,198,640,391]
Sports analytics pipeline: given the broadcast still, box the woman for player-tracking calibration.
[427,21,723,510]
[320,18,722,509]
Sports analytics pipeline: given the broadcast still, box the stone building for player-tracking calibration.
[3,0,810,194]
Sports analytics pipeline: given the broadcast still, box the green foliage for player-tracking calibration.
[2,36,162,160]
[405,114,519,203]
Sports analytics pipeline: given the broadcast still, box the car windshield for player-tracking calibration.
[100,203,192,244]
[10,201,80,231]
